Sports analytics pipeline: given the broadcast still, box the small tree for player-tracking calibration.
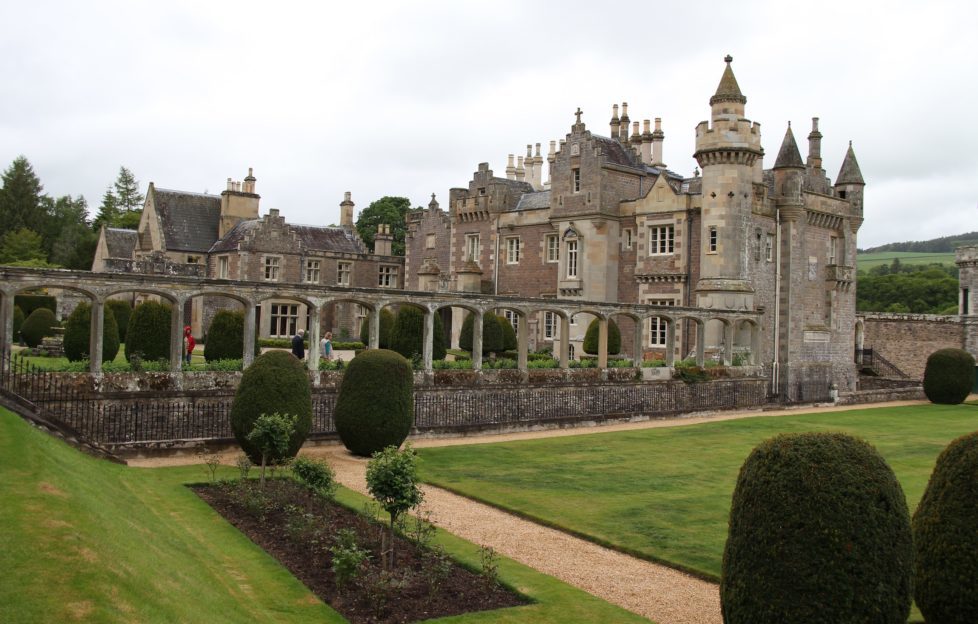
[583,318,621,355]
[359,307,395,348]
[125,300,172,362]
[204,309,247,361]
[105,300,132,343]
[246,412,297,488]
[63,302,120,362]
[459,313,503,355]
[366,445,424,570]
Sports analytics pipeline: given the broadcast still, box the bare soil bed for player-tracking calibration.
[194,479,526,623]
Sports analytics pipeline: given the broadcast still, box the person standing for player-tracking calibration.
[320,331,333,361]
[183,326,195,365]
[291,328,305,360]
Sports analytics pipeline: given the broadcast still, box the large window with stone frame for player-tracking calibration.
[217,256,229,279]
[304,259,321,284]
[264,256,281,281]
[269,303,299,337]
[648,225,675,255]
[355,304,369,336]
[828,236,838,265]
[566,240,579,278]
[465,234,480,263]
[506,237,521,264]
[378,265,398,288]
[546,234,559,262]
[648,299,675,346]
[503,309,519,332]
[543,311,559,340]
[337,261,351,286]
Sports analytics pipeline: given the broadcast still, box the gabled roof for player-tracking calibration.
[710,55,747,106]
[104,227,137,258]
[152,187,221,252]
[836,142,865,185]
[773,125,805,169]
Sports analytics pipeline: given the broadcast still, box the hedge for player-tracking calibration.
[358,307,395,348]
[105,299,132,343]
[583,318,621,355]
[14,294,56,318]
[125,300,171,362]
[923,348,975,404]
[334,349,413,456]
[20,307,58,348]
[63,302,120,362]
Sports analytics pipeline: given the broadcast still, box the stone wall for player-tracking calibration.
[860,313,964,379]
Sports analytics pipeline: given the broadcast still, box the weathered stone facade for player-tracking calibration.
[858,313,964,379]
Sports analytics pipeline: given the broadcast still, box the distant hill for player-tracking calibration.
[859,232,978,254]
[857,251,957,272]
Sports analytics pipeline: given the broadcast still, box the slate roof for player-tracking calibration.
[591,135,642,170]
[152,188,222,252]
[513,190,551,211]
[208,220,365,254]
[104,227,137,258]
[773,125,805,169]
[836,142,865,185]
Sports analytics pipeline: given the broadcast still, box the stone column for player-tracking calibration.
[722,320,734,366]
[471,310,483,371]
[665,320,676,367]
[422,308,434,372]
[695,321,706,367]
[559,314,570,369]
[170,298,185,372]
[597,318,609,368]
[517,313,528,372]
[307,302,320,372]
[1,290,14,367]
[369,306,381,349]
[243,302,256,368]
[633,317,644,365]
[89,299,105,374]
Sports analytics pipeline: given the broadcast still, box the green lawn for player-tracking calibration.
[857,251,956,271]
[417,404,978,582]
[0,407,646,624]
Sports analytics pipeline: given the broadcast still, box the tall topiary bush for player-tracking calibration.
[105,299,132,344]
[334,349,413,457]
[359,307,395,348]
[498,314,517,351]
[923,348,975,404]
[125,300,171,362]
[204,309,246,361]
[63,302,120,362]
[721,432,913,624]
[459,312,503,355]
[390,306,445,360]
[913,431,978,623]
[230,350,312,464]
[583,318,621,355]
[20,307,57,348]
[12,306,24,342]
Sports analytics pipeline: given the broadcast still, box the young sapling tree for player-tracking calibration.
[246,412,297,488]
[365,444,423,570]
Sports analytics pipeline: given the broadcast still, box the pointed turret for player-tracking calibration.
[773,123,804,169]
[428,193,439,211]
[710,55,747,107]
[836,142,865,185]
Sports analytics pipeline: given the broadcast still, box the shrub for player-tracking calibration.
[498,314,517,351]
[204,309,248,361]
[913,431,978,623]
[230,350,313,464]
[20,307,57,348]
[334,349,413,457]
[390,306,446,361]
[459,313,503,355]
[359,307,395,348]
[246,412,297,487]
[105,299,132,343]
[582,318,621,355]
[14,294,56,318]
[721,432,913,624]
[12,306,24,341]
[922,348,975,404]
[291,456,337,500]
[125,300,172,362]
[63,302,120,362]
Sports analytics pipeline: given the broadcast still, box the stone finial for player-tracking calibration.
[575,107,584,124]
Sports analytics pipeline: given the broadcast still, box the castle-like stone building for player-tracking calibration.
[405,57,865,390]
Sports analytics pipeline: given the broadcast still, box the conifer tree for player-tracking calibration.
[93,187,120,229]
[0,156,45,239]
[114,166,144,212]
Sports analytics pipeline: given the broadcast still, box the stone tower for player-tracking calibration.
[693,56,763,311]
[339,191,355,227]
[219,168,260,238]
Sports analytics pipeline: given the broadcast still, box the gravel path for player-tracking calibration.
[132,399,928,624]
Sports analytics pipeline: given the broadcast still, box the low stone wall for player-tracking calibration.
[860,313,964,380]
[837,386,925,406]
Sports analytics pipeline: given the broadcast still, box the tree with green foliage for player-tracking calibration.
[459,312,503,355]
[913,431,978,624]
[721,432,913,623]
[366,444,424,570]
[20,307,57,348]
[857,264,958,313]
[923,348,975,404]
[246,412,297,487]
[498,314,517,352]
[231,350,312,464]
[114,166,144,212]
[14,295,56,318]
[390,306,446,361]
[63,302,120,363]
[204,309,248,361]
[355,196,411,256]
[125,300,172,362]
[105,300,132,343]
[0,156,44,239]
[92,188,120,230]
[358,307,395,348]
[583,318,621,355]
[335,349,413,457]
[0,228,48,265]
[47,196,97,270]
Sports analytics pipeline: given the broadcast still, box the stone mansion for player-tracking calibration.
[93,57,866,391]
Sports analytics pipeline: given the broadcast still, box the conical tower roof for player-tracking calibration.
[773,124,804,169]
[710,55,747,106]
[836,142,865,185]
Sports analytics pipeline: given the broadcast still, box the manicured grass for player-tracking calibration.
[0,407,646,624]
[857,251,956,271]
[417,404,978,582]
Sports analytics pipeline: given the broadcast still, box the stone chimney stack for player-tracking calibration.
[546,140,556,187]
[630,121,642,149]
[219,168,261,238]
[609,104,620,139]
[532,143,543,190]
[506,154,516,180]
[374,223,393,256]
[340,191,355,227]
[651,118,666,168]
[619,102,630,142]
[525,144,534,188]
[243,167,256,194]
[807,117,823,170]
[640,120,652,164]
[516,156,525,182]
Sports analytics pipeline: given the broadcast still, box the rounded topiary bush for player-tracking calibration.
[230,350,312,464]
[334,349,413,457]
[498,314,517,351]
[20,307,57,348]
[583,318,621,355]
[204,309,246,361]
[12,305,24,342]
[125,300,171,362]
[923,348,975,404]
[63,302,120,362]
[359,307,395,348]
[721,432,913,624]
[459,312,503,355]
[390,306,446,361]
[913,431,978,623]
[105,299,132,344]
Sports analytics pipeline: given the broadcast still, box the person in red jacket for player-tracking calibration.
[183,326,195,365]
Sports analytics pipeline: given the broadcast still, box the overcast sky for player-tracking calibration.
[1,0,975,248]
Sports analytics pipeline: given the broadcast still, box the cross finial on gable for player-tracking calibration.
[575,107,583,124]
